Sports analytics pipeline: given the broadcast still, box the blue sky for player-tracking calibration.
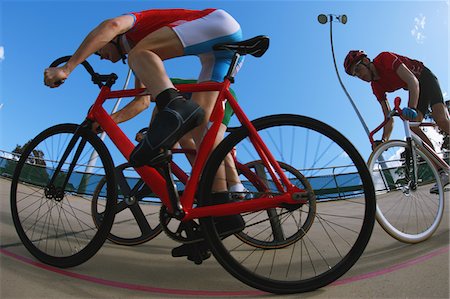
[0,0,449,163]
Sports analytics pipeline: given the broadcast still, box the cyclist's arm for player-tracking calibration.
[396,63,420,110]
[65,15,134,74]
[379,99,394,141]
[111,78,151,124]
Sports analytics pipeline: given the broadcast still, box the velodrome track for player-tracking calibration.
[0,177,448,298]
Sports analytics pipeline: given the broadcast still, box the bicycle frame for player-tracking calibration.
[86,79,304,221]
[369,97,449,172]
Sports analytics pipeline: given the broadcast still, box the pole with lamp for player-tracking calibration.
[317,14,370,136]
[318,15,393,191]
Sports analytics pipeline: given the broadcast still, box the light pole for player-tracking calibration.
[318,14,370,136]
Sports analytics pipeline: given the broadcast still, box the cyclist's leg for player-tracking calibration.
[409,111,435,149]
[127,27,182,97]
[177,133,196,165]
[128,27,205,166]
[190,91,228,192]
[430,102,450,189]
[431,102,450,135]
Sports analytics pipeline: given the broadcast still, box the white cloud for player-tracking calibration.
[0,104,3,110]
[0,46,4,61]
[411,14,426,44]
[423,127,444,154]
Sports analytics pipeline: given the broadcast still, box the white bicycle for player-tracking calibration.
[367,97,447,243]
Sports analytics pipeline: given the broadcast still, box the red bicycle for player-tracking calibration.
[91,145,315,249]
[10,36,376,293]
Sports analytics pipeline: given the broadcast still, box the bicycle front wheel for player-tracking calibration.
[368,140,444,243]
[10,123,117,267]
[199,114,376,294]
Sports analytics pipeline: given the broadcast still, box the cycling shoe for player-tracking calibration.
[172,241,211,265]
[130,97,205,167]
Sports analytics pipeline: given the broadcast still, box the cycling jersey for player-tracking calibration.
[371,52,424,102]
[370,52,444,115]
[121,8,244,82]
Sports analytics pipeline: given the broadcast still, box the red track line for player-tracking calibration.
[0,248,264,297]
[332,245,450,286]
[1,245,449,296]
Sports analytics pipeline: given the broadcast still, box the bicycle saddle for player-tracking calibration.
[213,35,270,58]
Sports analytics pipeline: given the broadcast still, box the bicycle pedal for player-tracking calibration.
[171,242,211,265]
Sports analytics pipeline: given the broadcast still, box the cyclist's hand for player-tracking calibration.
[44,67,69,88]
[402,107,418,120]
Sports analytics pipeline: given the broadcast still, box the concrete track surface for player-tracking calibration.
[1,178,448,298]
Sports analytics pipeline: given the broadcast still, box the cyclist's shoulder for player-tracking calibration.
[373,51,398,61]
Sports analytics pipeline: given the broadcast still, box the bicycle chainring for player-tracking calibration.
[159,206,204,243]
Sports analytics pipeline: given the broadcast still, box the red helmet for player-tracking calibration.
[344,50,367,75]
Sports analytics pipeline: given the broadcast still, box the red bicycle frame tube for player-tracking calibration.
[86,79,303,220]
[369,97,404,145]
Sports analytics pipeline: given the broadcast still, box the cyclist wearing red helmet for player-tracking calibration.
[344,50,449,190]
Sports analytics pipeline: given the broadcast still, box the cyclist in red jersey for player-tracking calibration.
[344,50,449,190]
[44,8,245,263]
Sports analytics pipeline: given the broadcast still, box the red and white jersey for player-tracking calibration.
[123,8,217,47]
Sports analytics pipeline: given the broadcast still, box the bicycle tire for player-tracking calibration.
[198,114,376,294]
[367,140,444,243]
[10,123,117,268]
[91,164,163,246]
[234,160,316,249]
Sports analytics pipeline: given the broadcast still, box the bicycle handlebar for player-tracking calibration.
[49,56,118,89]
[368,97,404,144]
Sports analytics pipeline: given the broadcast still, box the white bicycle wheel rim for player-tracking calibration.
[368,140,445,243]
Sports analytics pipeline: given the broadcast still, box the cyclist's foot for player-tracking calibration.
[171,193,245,264]
[230,188,253,200]
[129,89,205,167]
[209,192,246,237]
[171,241,211,265]
[430,171,449,194]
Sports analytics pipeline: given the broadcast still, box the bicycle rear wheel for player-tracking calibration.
[91,164,163,245]
[10,123,117,267]
[199,114,376,294]
[234,160,316,249]
[367,140,444,243]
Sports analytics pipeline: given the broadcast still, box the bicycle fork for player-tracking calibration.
[45,123,90,201]
[403,120,418,192]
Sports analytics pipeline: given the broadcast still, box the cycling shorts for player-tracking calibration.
[171,9,244,82]
[170,78,235,126]
[417,67,445,115]
[124,8,244,82]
